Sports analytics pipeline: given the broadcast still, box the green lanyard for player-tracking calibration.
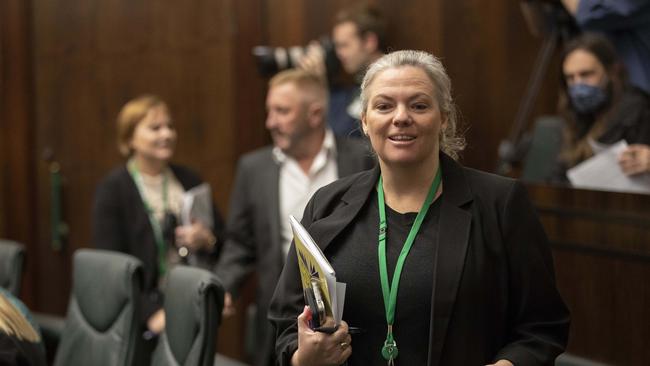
[377,166,442,364]
[128,160,169,276]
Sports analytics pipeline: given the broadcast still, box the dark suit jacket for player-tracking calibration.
[269,153,570,366]
[216,136,375,366]
[92,164,225,325]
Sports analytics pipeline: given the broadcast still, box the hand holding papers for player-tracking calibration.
[181,183,214,228]
[289,215,346,331]
[567,140,650,194]
[176,183,216,257]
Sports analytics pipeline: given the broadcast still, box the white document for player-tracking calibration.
[567,140,650,194]
[181,183,214,227]
[587,137,614,155]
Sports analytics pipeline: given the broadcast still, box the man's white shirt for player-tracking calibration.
[274,129,339,258]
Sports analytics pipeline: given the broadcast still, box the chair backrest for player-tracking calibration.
[0,239,26,296]
[54,249,143,366]
[521,115,565,183]
[151,266,224,366]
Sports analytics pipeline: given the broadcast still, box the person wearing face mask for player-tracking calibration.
[92,95,225,360]
[554,33,650,181]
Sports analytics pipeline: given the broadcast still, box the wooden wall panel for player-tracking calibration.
[0,0,38,307]
[232,0,268,157]
[439,0,559,171]
[30,0,237,314]
[528,184,650,364]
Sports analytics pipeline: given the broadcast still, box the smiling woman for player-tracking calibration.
[92,95,226,362]
[269,50,570,366]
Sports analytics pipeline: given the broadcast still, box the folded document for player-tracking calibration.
[289,215,346,328]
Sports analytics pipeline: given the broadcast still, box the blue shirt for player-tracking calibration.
[328,85,363,138]
[576,0,650,93]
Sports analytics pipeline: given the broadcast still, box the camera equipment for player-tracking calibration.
[252,36,342,80]
[496,0,579,176]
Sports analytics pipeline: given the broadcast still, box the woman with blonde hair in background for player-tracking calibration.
[0,288,46,366]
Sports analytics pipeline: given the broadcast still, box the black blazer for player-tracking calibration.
[92,164,225,324]
[269,153,570,365]
[216,136,375,366]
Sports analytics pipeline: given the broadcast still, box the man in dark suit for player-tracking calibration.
[215,69,374,366]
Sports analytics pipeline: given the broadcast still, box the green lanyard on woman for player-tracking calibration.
[128,160,170,277]
[376,166,442,365]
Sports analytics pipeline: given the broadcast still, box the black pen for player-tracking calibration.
[314,325,365,335]
[348,326,365,335]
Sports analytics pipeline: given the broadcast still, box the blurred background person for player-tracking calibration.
[560,0,650,94]
[270,50,569,366]
[92,95,225,357]
[299,2,386,138]
[0,288,46,366]
[554,33,650,181]
[216,69,374,366]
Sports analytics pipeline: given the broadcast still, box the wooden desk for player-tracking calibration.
[525,183,650,365]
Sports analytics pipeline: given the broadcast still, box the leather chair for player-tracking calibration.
[555,353,611,366]
[0,239,26,296]
[521,115,565,182]
[151,265,224,366]
[53,249,143,366]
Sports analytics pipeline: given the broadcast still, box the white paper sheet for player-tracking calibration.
[181,183,214,227]
[567,140,650,194]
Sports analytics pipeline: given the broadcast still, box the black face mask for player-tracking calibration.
[161,211,178,247]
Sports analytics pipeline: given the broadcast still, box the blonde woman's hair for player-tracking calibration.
[0,292,41,343]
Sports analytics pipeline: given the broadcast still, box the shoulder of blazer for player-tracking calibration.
[235,145,278,175]
[97,165,133,193]
[334,135,376,172]
[459,165,518,203]
[169,163,203,190]
[308,167,377,218]
[239,145,275,165]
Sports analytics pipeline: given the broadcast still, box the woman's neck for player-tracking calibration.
[132,155,167,176]
[379,158,442,213]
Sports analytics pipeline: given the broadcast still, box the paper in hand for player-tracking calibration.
[181,183,214,227]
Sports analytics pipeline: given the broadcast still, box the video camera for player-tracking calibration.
[252,36,342,80]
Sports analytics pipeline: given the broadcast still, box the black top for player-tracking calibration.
[595,86,650,145]
[93,163,226,324]
[270,154,569,366]
[329,196,440,365]
[0,333,46,366]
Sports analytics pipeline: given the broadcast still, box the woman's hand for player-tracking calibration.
[147,309,165,334]
[297,42,327,79]
[222,292,236,317]
[618,144,650,176]
[291,306,352,366]
[175,222,216,251]
[486,360,514,366]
